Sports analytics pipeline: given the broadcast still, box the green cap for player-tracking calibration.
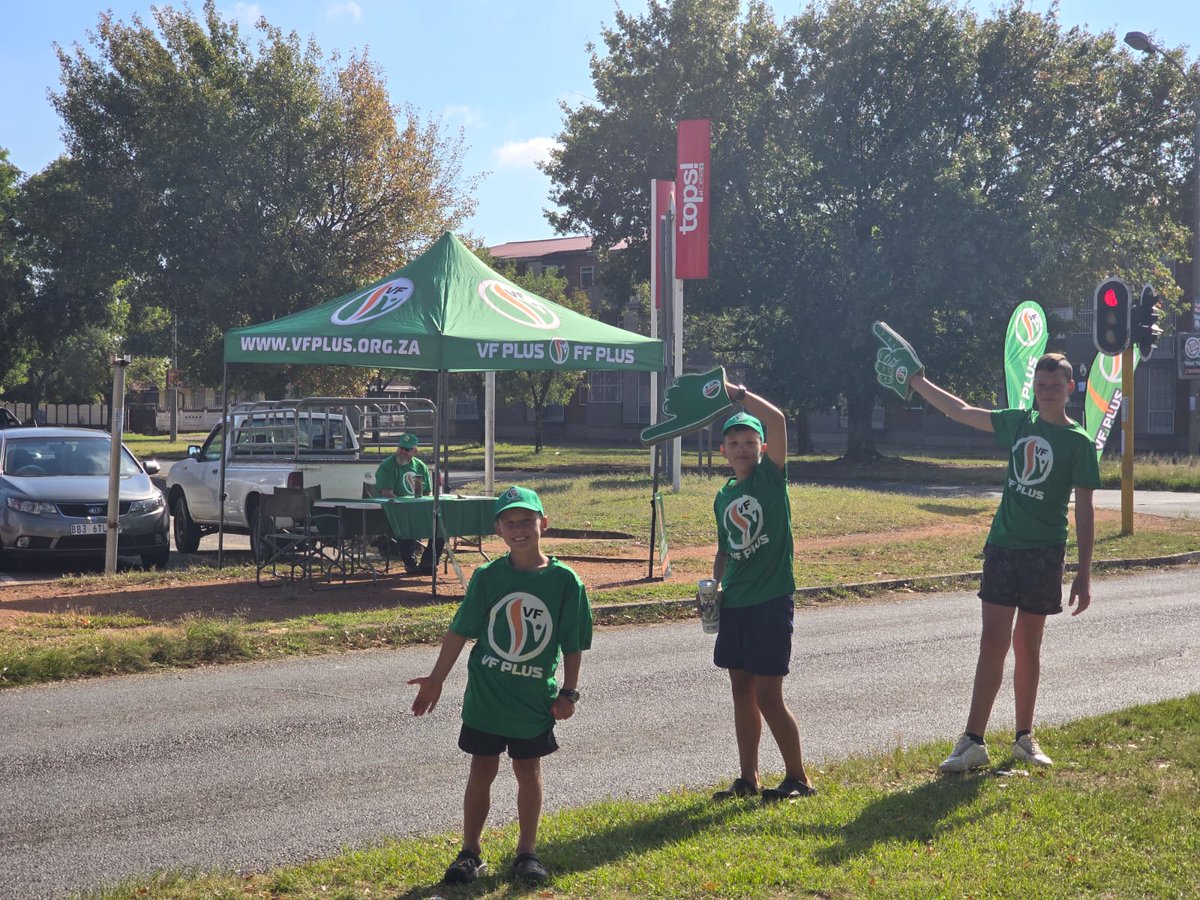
[722,411,764,439]
[397,432,419,449]
[494,485,544,519]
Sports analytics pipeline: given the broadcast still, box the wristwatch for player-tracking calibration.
[558,687,580,704]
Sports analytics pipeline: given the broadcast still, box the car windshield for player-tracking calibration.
[3,437,140,477]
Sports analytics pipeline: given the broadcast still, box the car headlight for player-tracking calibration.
[6,497,59,515]
[128,494,166,514]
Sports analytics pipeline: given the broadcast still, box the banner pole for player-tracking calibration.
[1121,346,1134,535]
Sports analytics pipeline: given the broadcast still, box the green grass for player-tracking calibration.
[4,473,1196,686]
[84,694,1200,899]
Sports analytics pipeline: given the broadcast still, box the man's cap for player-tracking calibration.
[397,433,419,449]
[494,485,544,519]
[722,412,764,439]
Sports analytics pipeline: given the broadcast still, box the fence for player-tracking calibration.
[2,402,110,428]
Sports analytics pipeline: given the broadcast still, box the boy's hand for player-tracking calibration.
[872,322,924,399]
[408,676,443,716]
[551,695,576,721]
[1068,573,1091,616]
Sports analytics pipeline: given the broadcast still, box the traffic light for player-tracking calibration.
[1093,277,1131,355]
[1134,285,1164,359]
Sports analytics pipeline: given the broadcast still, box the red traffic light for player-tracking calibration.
[1104,288,1118,307]
[1093,277,1131,355]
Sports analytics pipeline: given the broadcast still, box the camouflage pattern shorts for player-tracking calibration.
[978,542,1066,616]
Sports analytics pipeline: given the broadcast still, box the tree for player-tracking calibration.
[0,149,31,394]
[50,2,479,397]
[546,0,1192,459]
[494,267,591,453]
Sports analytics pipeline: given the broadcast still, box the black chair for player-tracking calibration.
[253,486,338,587]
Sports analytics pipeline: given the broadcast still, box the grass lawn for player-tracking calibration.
[85,694,1200,898]
[3,472,1196,687]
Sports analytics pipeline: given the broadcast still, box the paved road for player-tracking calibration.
[3,566,1198,898]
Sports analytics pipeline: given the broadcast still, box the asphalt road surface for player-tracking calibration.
[3,566,1199,899]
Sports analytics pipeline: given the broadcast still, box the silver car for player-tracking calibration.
[0,427,170,570]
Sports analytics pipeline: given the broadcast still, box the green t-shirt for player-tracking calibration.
[374,454,430,497]
[450,555,593,739]
[986,409,1101,549]
[713,457,796,608]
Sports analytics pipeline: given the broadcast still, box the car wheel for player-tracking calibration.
[249,502,270,563]
[141,546,170,570]
[172,495,202,553]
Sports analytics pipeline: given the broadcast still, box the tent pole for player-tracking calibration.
[217,364,229,568]
[485,371,495,495]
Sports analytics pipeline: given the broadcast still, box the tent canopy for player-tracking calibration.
[224,232,663,373]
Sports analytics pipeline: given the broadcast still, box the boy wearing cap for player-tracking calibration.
[409,486,592,886]
[709,381,815,803]
[374,433,442,574]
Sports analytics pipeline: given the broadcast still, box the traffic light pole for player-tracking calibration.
[1121,345,1134,535]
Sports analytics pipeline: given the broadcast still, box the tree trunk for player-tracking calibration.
[792,409,814,455]
[471,375,486,445]
[843,390,879,461]
[533,406,544,453]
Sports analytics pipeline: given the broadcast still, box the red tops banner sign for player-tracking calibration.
[676,119,710,279]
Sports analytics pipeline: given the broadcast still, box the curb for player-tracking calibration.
[590,551,1200,617]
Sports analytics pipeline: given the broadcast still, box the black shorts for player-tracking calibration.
[978,542,1066,616]
[713,593,794,676]
[458,723,558,760]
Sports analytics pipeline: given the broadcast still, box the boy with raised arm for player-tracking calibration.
[873,323,1099,771]
[709,380,816,802]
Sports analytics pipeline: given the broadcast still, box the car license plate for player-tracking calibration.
[71,523,109,535]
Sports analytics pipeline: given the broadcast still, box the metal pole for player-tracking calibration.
[1189,91,1200,455]
[485,370,495,495]
[105,355,130,574]
[217,364,229,568]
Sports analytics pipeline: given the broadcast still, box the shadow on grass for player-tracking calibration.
[391,799,744,898]
[816,772,989,865]
[916,502,989,517]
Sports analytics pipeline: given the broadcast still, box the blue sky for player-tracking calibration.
[2,1,1197,247]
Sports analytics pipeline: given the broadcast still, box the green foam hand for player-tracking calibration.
[640,366,732,445]
[872,321,924,399]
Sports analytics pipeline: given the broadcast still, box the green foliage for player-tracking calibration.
[45,1,479,397]
[547,0,1195,459]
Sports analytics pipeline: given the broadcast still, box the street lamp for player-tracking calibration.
[1124,31,1200,454]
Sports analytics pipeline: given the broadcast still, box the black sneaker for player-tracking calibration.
[761,776,817,803]
[512,852,549,884]
[712,777,759,800]
[443,849,486,884]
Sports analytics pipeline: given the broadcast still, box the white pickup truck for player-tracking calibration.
[164,400,427,553]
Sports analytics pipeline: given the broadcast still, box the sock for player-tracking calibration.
[966,732,985,746]
[1015,729,1031,741]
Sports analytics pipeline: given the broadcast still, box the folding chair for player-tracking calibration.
[253,485,337,587]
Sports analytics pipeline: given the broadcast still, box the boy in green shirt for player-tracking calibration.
[709,380,816,803]
[373,432,442,574]
[409,486,592,886]
[876,326,1099,772]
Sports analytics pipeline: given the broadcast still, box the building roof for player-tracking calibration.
[488,235,628,260]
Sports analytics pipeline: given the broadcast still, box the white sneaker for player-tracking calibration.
[938,733,991,773]
[1012,733,1053,767]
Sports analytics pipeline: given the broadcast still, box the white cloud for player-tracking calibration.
[226,3,262,30]
[326,2,363,24]
[442,105,484,130]
[494,137,561,170]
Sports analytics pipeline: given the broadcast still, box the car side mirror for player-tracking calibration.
[187,445,201,459]
[142,458,161,475]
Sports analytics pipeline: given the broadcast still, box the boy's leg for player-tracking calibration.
[511,756,543,855]
[728,669,762,786]
[1012,610,1047,733]
[463,754,500,855]
[964,601,1017,736]
[754,675,810,784]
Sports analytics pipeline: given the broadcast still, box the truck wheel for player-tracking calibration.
[172,495,202,553]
